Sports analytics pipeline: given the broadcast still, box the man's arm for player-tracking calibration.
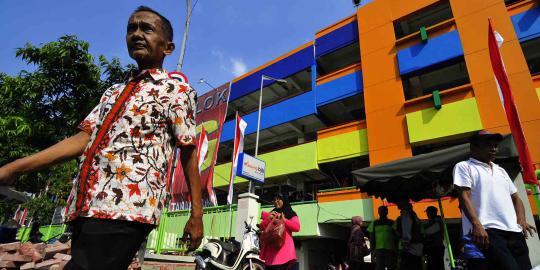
[511,192,537,238]
[179,145,204,252]
[0,131,90,185]
[456,185,489,249]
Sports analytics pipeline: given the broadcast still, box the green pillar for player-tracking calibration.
[155,208,168,254]
[438,198,455,269]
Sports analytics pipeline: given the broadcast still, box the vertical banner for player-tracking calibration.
[170,82,231,209]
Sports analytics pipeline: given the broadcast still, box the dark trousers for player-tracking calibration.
[266,263,290,270]
[425,246,445,270]
[64,217,154,270]
[349,260,365,270]
[399,251,422,270]
[374,249,397,270]
[485,229,531,270]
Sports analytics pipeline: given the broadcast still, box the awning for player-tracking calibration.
[352,135,518,202]
[0,186,30,202]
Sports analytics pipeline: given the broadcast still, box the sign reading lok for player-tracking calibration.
[236,153,266,183]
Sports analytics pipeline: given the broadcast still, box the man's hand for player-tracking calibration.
[518,218,537,239]
[472,223,489,250]
[182,215,203,252]
[0,165,18,186]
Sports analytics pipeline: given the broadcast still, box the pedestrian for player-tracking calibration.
[348,216,368,270]
[453,130,536,270]
[395,200,423,270]
[260,193,301,270]
[0,6,204,270]
[423,206,445,270]
[367,205,398,270]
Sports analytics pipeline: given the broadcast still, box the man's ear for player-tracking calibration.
[164,42,175,56]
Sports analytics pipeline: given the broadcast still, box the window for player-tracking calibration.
[505,0,526,6]
[226,68,312,122]
[402,57,470,100]
[521,37,540,75]
[394,1,453,40]
[316,42,361,77]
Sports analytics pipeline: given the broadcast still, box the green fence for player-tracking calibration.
[16,224,66,243]
[149,204,238,254]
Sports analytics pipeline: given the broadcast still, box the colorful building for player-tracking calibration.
[150,0,540,268]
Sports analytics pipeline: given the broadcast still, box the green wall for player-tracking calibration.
[213,142,318,187]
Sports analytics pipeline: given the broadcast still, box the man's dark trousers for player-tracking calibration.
[485,228,531,270]
[64,217,154,270]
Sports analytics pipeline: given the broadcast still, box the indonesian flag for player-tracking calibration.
[19,208,28,226]
[227,113,247,205]
[488,19,538,185]
[197,126,209,172]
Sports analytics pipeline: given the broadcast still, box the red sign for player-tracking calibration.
[170,83,231,209]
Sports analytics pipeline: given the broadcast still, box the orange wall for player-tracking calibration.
[355,0,540,216]
[449,0,540,166]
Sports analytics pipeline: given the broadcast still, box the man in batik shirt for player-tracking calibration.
[0,6,203,269]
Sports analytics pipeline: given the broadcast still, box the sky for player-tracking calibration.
[0,0,371,95]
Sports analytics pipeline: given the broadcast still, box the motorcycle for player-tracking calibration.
[195,216,265,270]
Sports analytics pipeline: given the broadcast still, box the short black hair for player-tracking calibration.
[132,6,173,41]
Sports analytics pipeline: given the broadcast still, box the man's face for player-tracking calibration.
[472,140,499,162]
[126,11,173,68]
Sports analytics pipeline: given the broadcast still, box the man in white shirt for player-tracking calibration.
[453,130,536,270]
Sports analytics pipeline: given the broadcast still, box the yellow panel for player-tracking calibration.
[406,98,483,144]
[317,129,368,163]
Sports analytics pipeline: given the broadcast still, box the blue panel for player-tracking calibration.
[316,21,359,57]
[221,91,316,142]
[511,7,540,42]
[397,30,464,75]
[316,70,364,106]
[229,46,314,101]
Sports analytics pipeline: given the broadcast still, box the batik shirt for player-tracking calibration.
[66,68,196,225]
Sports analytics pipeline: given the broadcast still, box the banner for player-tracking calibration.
[488,19,538,185]
[170,82,231,209]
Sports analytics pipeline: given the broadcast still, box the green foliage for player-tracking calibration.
[0,35,134,223]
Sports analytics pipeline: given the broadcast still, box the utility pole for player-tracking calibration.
[177,0,192,71]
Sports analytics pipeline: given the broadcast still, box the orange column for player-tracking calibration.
[450,0,540,165]
[357,0,439,217]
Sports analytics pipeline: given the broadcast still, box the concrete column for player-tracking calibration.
[235,192,260,241]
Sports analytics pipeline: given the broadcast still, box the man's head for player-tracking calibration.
[378,205,388,218]
[426,206,438,219]
[469,130,503,163]
[126,6,175,70]
[397,199,412,211]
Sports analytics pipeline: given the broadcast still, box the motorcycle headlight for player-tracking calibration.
[252,236,260,249]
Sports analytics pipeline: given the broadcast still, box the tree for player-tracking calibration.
[0,35,134,224]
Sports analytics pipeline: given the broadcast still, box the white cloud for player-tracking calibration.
[230,57,247,77]
[211,48,247,77]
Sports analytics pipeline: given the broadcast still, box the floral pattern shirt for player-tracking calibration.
[66,68,196,225]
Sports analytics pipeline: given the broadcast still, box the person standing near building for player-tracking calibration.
[348,216,368,270]
[423,206,445,270]
[453,130,536,270]
[395,200,423,270]
[259,193,301,270]
[0,6,204,269]
[367,205,398,270]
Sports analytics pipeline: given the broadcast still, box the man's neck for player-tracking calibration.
[137,62,163,71]
[471,154,491,165]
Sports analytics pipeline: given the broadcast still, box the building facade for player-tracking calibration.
[151,1,540,269]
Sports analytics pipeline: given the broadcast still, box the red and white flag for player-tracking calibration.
[19,208,28,226]
[488,19,538,185]
[13,205,21,220]
[197,126,209,172]
[227,113,247,205]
